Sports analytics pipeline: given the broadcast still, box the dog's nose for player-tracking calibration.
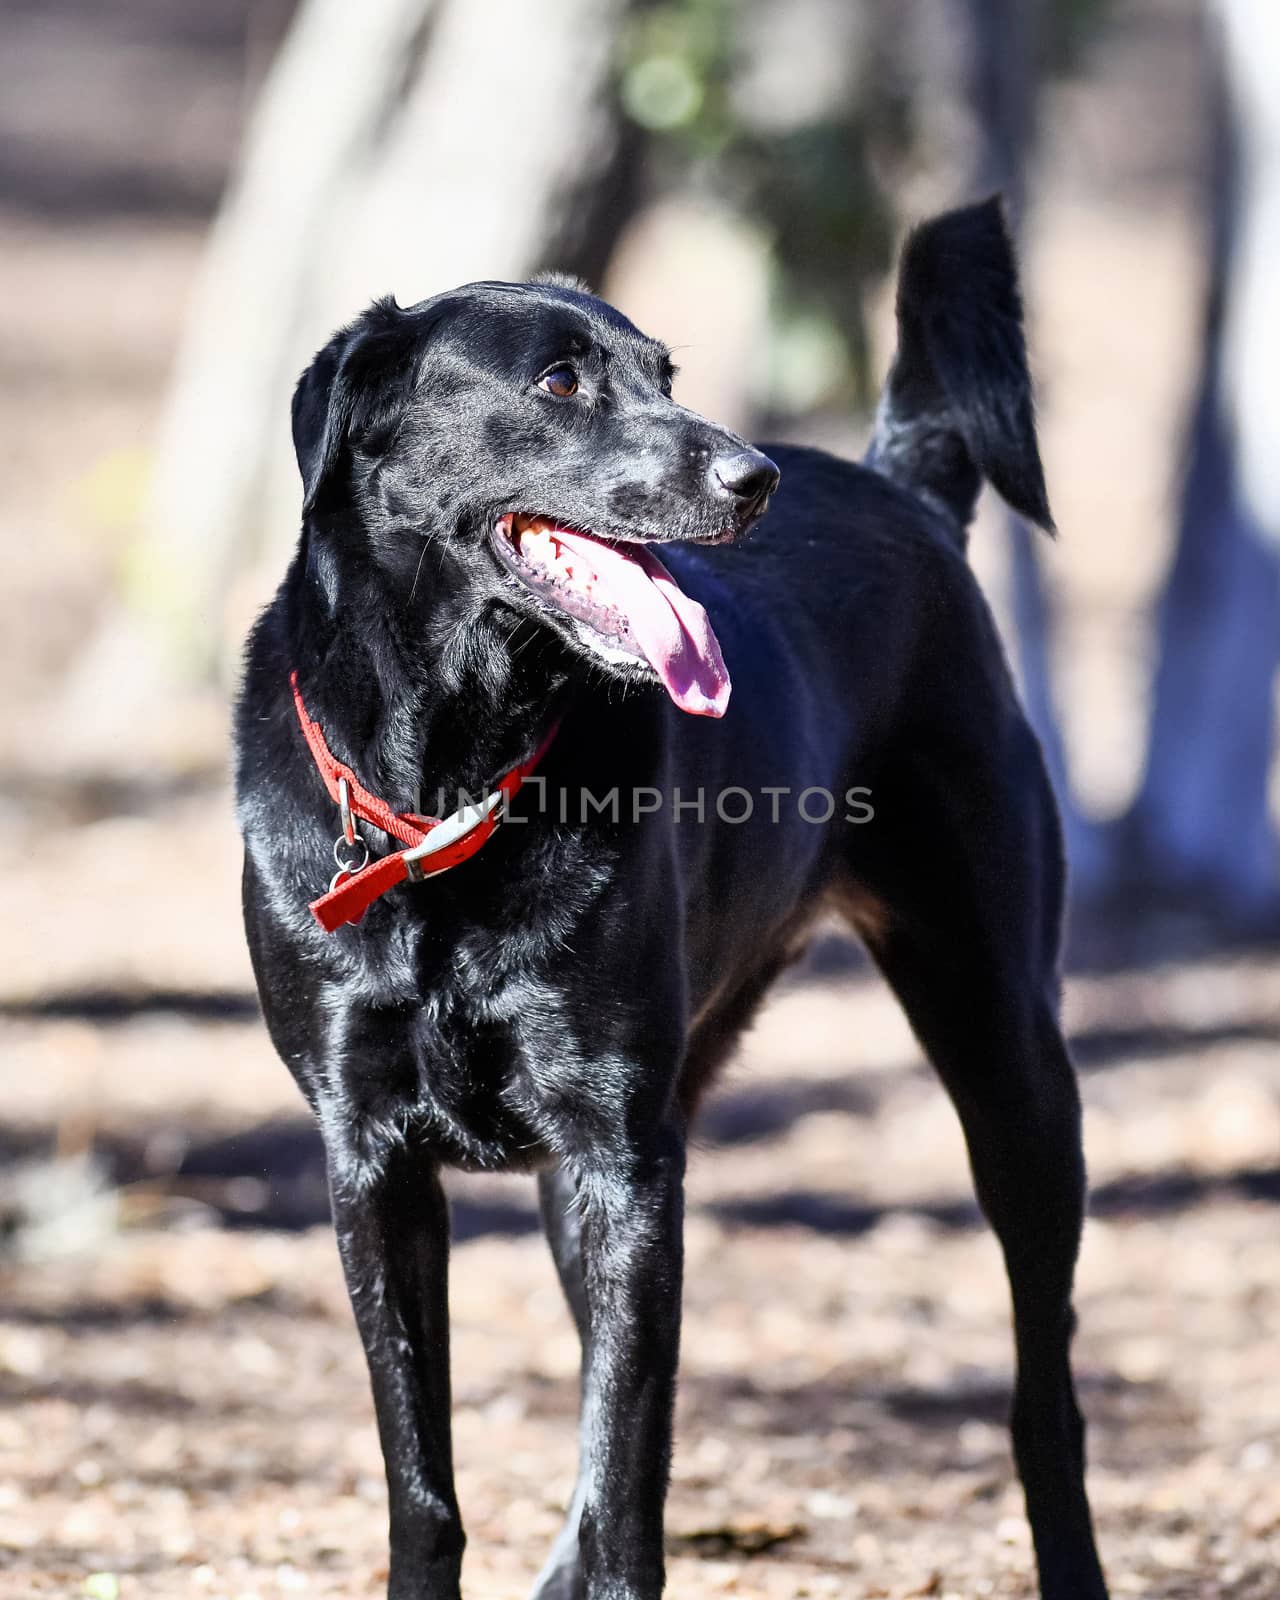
[711,449,780,507]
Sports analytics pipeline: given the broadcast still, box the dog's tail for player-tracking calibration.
[867,197,1053,540]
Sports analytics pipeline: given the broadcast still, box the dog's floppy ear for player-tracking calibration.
[292,296,421,515]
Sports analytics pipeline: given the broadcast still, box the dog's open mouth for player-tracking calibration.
[494,513,730,718]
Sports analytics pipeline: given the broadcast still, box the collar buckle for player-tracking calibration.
[402,789,505,883]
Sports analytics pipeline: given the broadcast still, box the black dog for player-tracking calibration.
[235,198,1108,1600]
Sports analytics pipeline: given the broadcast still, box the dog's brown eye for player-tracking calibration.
[539,366,578,398]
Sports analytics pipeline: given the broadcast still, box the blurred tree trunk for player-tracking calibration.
[1121,0,1280,925]
[64,0,643,740]
[956,0,1106,887]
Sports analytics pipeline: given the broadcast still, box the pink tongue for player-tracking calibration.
[550,528,730,717]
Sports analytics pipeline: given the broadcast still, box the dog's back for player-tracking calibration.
[665,195,1053,714]
[657,199,1056,972]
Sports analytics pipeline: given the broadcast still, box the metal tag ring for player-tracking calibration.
[332,833,370,879]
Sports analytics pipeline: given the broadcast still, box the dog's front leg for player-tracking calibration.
[573,1127,686,1600]
[331,1154,461,1599]
[321,1063,462,1599]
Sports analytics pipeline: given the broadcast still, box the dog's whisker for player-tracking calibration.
[407,541,430,606]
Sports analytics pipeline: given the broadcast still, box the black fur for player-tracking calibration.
[869,196,1054,539]
[235,199,1108,1600]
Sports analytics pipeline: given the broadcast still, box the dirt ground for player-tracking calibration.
[4,942,1280,1600]
[2,1,1279,1598]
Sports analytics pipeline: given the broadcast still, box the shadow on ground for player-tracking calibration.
[4,968,1280,1243]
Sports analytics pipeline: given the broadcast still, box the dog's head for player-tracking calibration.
[291,278,778,717]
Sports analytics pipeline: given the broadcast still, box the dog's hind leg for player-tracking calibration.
[844,733,1108,1600]
[530,1163,590,1600]
[875,957,1106,1600]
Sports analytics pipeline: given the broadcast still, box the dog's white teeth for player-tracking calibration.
[518,527,557,570]
[511,520,602,601]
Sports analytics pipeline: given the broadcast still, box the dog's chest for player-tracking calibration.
[341,846,614,1172]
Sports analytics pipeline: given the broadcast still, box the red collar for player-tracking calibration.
[290,671,558,933]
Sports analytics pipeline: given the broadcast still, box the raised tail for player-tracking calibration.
[867,197,1053,541]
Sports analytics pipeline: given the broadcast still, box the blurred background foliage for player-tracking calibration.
[617,0,1114,412]
[619,0,904,408]
[0,0,1276,944]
